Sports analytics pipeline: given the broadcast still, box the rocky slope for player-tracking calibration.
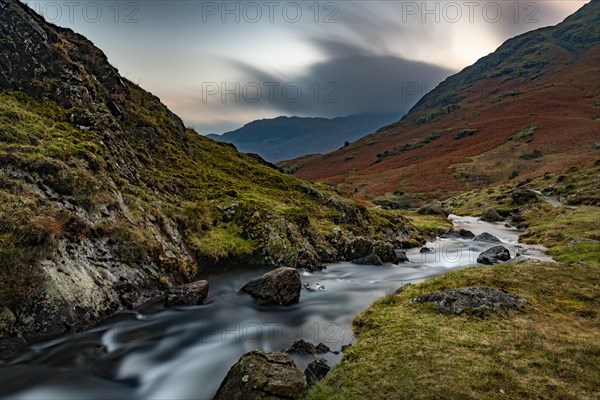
[207,113,400,163]
[0,0,417,345]
[281,0,600,201]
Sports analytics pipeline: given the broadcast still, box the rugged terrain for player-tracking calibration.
[207,113,400,163]
[282,0,600,202]
[0,0,417,345]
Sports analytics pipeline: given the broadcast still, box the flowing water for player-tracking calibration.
[0,216,549,400]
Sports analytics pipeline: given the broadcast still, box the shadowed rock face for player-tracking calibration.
[240,268,301,306]
[213,350,307,400]
[413,287,527,314]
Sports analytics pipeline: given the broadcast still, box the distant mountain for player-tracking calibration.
[281,0,600,199]
[207,113,401,162]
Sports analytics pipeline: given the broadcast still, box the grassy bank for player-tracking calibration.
[307,261,600,399]
[307,168,600,399]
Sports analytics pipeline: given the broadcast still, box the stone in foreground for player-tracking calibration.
[165,281,209,306]
[413,287,526,314]
[241,267,301,306]
[213,350,307,400]
[477,246,511,265]
[305,359,331,387]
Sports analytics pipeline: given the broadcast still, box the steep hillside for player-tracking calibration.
[282,0,600,201]
[0,0,416,344]
[207,113,400,163]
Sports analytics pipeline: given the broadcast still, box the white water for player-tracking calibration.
[0,216,549,400]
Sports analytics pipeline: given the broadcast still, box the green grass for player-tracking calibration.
[307,262,600,400]
[405,212,453,237]
[189,223,258,262]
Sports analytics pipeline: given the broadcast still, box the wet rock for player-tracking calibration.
[440,229,475,239]
[214,350,307,400]
[315,343,331,354]
[413,287,526,314]
[417,205,449,217]
[480,208,502,222]
[477,246,511,265]
[512,189,539,205]
[302,283,325,292]
[473,232,502,243]
[350,254,383,265]
[305,359,331,387]
[240,267,301,306]
[287,340,331,355]
[396,250,409,263]
[419,247,433,253]
[516,223,529,231]
[165,280,209,306]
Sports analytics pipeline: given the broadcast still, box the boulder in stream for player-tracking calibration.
[413,287,526,314]
[477,246,511,265]
[350,253,383,265]
[240,267,301,306]
[441,229,475,239]
[165,281,209,306]
[213,350,307,400]
[287,339,331,355]
[473,232,502,243]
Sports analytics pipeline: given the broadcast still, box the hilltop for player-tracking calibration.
[281,0,600,202]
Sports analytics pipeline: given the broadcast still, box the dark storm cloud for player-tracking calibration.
[227,32,454,118]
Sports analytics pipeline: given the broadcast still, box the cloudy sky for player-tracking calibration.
[23,0,589,133]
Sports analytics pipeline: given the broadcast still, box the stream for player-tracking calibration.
[0,215,549,400]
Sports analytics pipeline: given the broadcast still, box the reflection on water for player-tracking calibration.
[0,216,547,400]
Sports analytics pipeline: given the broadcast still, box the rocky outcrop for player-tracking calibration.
[473,232,502,243]
[480,208,502,222]
[240,268,301,306]
[413,287,527,314]
[305,359,331,387]
[214,350,307,400]
[165,281,209,306]
[477,246,511,265]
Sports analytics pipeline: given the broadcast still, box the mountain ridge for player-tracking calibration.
[207,113,401,162]
[281,0,600,201]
